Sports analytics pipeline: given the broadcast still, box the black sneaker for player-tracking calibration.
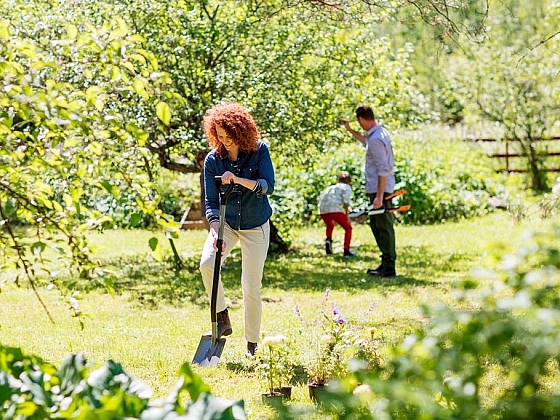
[343,249,356,258]
[325,238,333,255]
[246,341,257,358]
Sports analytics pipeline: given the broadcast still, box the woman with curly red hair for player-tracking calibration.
[199,102,275,358]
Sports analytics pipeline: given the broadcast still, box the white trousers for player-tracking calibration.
[199,221,270,343]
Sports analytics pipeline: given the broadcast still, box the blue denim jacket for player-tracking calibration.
[204,141,275,230]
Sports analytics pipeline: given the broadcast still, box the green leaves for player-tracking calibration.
[148,237,163,261]
[155,102,171,126]
[0,346,247,419]
[329,221,560,419]
[30,242,46,255]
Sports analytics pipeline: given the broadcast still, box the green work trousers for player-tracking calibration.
[367,193,396,270]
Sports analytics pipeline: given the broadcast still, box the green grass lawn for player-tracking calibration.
[0,211,555,418]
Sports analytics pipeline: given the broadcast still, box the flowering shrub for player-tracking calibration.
[297,289,380,386]
[255,334,295,395]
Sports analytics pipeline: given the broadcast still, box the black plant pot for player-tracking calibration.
[261,392,284,408]
[308,382,328,403]
[273,386,292,401]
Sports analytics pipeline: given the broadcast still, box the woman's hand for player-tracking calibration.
[219,171,259,191]
[209,222,226,252]
[220,171,237,184]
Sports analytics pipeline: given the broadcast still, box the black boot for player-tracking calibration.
[217,308,233,337]
[204,308,232,338]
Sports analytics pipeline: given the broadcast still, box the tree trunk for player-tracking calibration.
[527,141,548,192]
[269,220,288,254]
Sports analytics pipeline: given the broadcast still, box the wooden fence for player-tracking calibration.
[465,136,560,173]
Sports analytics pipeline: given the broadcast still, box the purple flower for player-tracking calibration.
[331,304,343,317]
[360,301,378,322]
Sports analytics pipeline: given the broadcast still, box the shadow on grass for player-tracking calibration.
[62,241,478,309]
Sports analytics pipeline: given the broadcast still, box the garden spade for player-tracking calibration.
[193,176,234,367]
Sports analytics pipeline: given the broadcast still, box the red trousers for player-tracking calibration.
[320,212,352,250]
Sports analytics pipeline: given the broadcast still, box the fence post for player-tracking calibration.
[505,139,509,172]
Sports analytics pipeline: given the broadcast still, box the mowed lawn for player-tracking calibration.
[0,211,553,418]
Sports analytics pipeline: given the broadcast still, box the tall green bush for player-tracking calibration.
[393,127,505,224]
[272,126,504,228]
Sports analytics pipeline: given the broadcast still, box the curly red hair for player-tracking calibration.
[203,102,260,156]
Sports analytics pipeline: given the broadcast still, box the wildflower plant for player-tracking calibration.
[255,334,295,395]
[297,289,377,386]
[354,327,383,370]
[508,176,560,222]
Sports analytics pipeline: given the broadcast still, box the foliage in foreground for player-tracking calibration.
[304,220,560,419]
[0,348,245,419]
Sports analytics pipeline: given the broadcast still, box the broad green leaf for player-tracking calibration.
[128,34,145,43]
[133,78,149,100]
[76,32,91,46]
[148,237,163,261]
[31,242,46,255]
[85,86,103,107]
[100,181,120,200]
[155,102,171,126]
[71,188,84,202]
[129,53,146,65]
[148,237,158,251]
[130,213,142,227]
[110,65,121,81]
[64,137,79,148]
[57,353,87,395]
[88,141,103,156]
[66,24,78,40]
[12,400,37,415]
[122,61,135,74]
[0,21,11,39]
[136,49,159,71]
[157,217,179,231]
[177,363,212,401]
[63,194,73,207]
[30,61,58,70]
[104,278,115,296]
[186,393,246,420]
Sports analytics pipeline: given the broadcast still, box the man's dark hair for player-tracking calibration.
[355,105,375,121]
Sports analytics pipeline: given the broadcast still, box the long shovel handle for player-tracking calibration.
[210,177,234,345]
